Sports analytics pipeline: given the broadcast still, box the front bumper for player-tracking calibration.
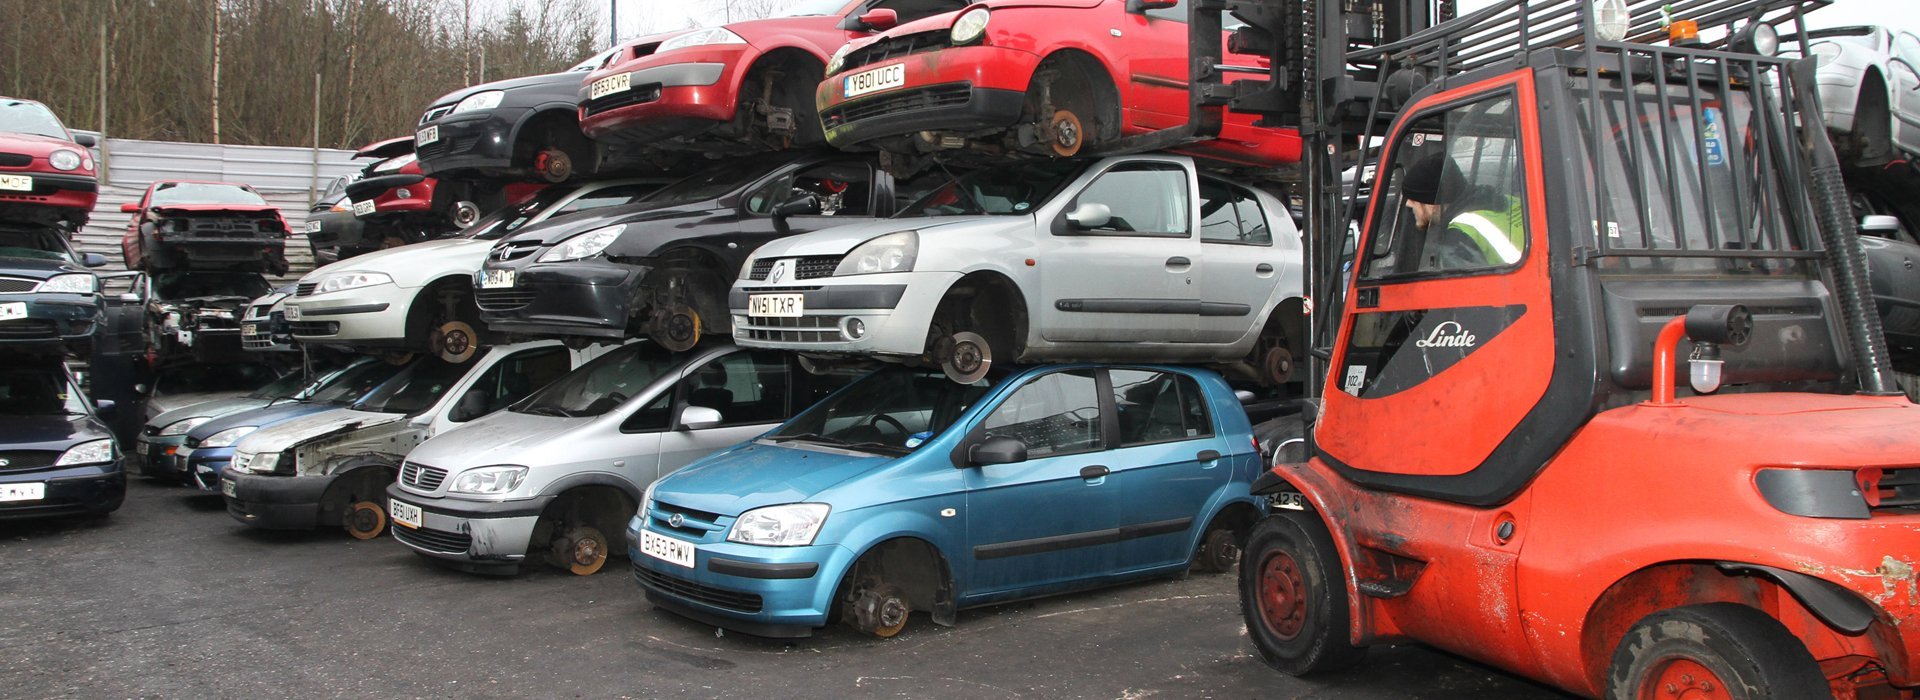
[818,45,1040,149]
[386,483,555,571]
[282,283,410,346]
[0,460,125,520]
[627,516,853,638]
[0,171,99,216]
[0,293,102,354]
[475,258,643,339]
[305,210,368,251]
[180,446,234,491]
[135,434,188,478]
[221,470,335,530]
[416,108,524,176]
[578,54,740,143]
[729,271,948,357]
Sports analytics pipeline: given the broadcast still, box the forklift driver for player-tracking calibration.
[1401,154,1525,270]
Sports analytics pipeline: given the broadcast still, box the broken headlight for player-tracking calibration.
[55,439,114,466]
[448,466,527,495]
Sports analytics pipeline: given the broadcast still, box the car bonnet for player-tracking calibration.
[149,397,269,432]
[651,440,894,516]
[2,414,110,453]
[186,400,344,443]
[228,408,405,455]
[406,409,586,468]
[748,215,1005,258]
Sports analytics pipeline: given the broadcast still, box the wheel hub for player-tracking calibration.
[1642,657,1730,700]
[1049,109,1084,157]
[941,331,993,384]
[1257,551,1308,640]
[535,148,572,182]
[572,537,602,566]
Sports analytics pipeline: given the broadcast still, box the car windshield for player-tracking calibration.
[157,363,279,395]
[149,182,268,207]
[568,47,622,72]
[634,161,783,209]
[775,0,849,17]
[0,226,72,262]
[0,365,86,416]
[514,342,676,418]
[464,185,581,241]
[245,371,312,400]
[767,365,993,455]
[155,273,273,299]
[0,100,69,139]
[302,360,407,404]
[896,160,1084,217]
[351,356,471,415]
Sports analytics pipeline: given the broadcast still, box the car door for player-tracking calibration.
[1194,177,1286,343]
[653,349,794,471]
[1121,0,1196,129]
[1102,368,1231,570]
[1037,159,1199,342]
[960,368,1117,595]
[1889,32,1920,154]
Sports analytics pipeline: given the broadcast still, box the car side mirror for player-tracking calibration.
[94,399,116,417]
[679,405,723,430]
[1064,202,1112,230]
[450,390,489,422]
[1861,214,1902,236]
[73,133,98,148]
[774,194,821,219]
[133,384,149,395]
[967,435,1028,466]
[80,253,107,268]
[120,203,140,214]
[1126,0,1179,12]
[856,8,898,30]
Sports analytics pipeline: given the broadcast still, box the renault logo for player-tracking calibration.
[668,513,685,528]
[768,260,788,284]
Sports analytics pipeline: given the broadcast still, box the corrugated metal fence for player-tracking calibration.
[72,135,364,281]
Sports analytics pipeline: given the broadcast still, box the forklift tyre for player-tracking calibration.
[1605,603,1827,700]
[1240,512,1365,676]
[344,500,388,540]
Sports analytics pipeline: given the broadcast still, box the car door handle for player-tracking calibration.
[1080,465,1110,480]
[1165,256,1191,270]
[1196,450,1221,462]
[1255,263,1274,274]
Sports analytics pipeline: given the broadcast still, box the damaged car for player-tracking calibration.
[145,272,275,367]
[239,283,298,353]
[0,354,126,520]
[415,46,627,183]
[174,357,408,491]
[120,180,291,276]
[220,341,596,538]
[305,138,458,262]
[0,97,98,230]
[137,365,315,481]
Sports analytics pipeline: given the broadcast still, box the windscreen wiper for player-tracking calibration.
[522,406,575,418]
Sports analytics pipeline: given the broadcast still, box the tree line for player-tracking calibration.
[0,0,602,150]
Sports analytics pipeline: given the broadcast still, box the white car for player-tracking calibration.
[1807,25,1920,164]
[282,179,666,361]
[730,154,1305,385]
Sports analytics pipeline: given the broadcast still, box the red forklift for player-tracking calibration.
[1205,0,1920,697]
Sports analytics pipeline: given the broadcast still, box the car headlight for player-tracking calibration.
[200,426,256,448]
[834,231,917,276]
[452,90,504,114]
[49,149,83,171]
[826,44,852,75]
[538,224,626,262]
[55,439,114,466]
[158,416,212,437]
[950,7,990,45]
[448,466,528,494]
[312,271,393,294]
[36,273,97,295]
[232,450,286,475]
[727,503,830,546]
[373,153,417,173]
[658,27,747,53]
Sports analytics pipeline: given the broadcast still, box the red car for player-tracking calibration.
[576,0,972,152]
[120,181,290,275]
[0,97,98,229]
[815,0,1301,167]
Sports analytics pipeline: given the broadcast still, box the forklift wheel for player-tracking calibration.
[534,147,574,183]
[1194,527,1240,574]
[940,331,992,384]
[844,583,911,638]
[1605,603,1827,700]
[344,500,387,540]
[552,526,610,576]
[1239,513,1365,675]
[649,305,702,353]
[431,321,479,363]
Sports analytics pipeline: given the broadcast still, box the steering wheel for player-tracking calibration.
[865,413,908,438]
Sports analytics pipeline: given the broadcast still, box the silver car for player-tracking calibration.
[1806,25,1920,164]
[729,154,1305,385]
[386,341,856,575]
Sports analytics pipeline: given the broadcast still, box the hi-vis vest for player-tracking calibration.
[1448,196,1525,265]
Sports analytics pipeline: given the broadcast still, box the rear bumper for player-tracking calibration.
[578,54,743,143]
[476,259,642,339]
[305,210,368,250]
[222,470,335,530]
[0,460,125,520]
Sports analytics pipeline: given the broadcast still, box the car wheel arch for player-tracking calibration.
[837,535,960,627]
[508,106,593,173]
[316,458,400,525]
[936,269,1030,360]
[531,481,639,557]
[1028,46,1125,141]
[405,275,480,338]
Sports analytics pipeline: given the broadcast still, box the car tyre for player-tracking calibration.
[1240,512,1366,676]
[1605,603,1828,700]
[1194,526,1241,574]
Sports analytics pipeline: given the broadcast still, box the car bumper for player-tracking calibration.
[180,446,234,491]
[627,518,854,638]
[0,171,99,213]
[135,434,189,477]
[578,55,741,143]
[728,271,950,357]
[386,483,555,570]
[305,210,368,250]
[0,460,125,520]
[0,293,102,352]
[283,283,410,345]
[417,109,524,175]
[476,259,642,339]
[221,470,334,530]
[819,45,1040,149]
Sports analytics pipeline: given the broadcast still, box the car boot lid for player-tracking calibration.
[230,408,406,455]
[651,441,893,516]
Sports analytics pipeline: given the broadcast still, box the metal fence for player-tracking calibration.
[71,135,364,281]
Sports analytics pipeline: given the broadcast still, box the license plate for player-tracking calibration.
[283,305,301,321]
[221,478,236,498]
[0,302,24,322]
[136,441,149,455]
[242,323,258,336]
[353,199,376,217]
[590,72,632,100]
[481,269,516,289]
[640,529,696,569]
[0,482,45,502]
[0,174,31,192]
[747,293,804,318]
[305,220,322,234]
[844,64,906,99]
[1270,492,1308,511]
[390,499,423,529]
[416,125,439,145]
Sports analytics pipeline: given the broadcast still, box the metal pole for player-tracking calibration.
[211,0,222,144]
[98,17,109,186]
[611,0,618,47]
[310,73,321,208]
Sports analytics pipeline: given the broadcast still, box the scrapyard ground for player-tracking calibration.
[0,478,1567,699]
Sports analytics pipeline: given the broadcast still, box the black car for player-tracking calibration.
[414,47,627,184]
[0,356,126,520]
[146,272,274,366]
[0,223,113,356]
[474,151,930,350]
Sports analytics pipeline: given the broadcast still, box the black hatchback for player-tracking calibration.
[0,356,126,520]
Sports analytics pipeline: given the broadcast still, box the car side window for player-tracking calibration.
[1067,163,1191,237]
[980,369,1102,458]
[1110,369,1213,446]
[1360,92,1526,279]
[456,347,572,422]
[682,351,789,427]
[1144,0,1186,22]
[621,392,672,433]
[1198,178,1272,246]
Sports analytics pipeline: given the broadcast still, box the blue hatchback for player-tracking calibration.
[628,363,1264,638]
[175,359,407,490]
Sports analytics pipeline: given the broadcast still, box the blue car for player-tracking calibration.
[175,358,407,491]
[628,363,1265,638]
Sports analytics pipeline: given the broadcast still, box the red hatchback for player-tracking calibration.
[815,0,1300,167]
[576,0,972,153]
[120,181,290,275]
[0,98,98,229]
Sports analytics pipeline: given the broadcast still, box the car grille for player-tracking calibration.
[1870,467,1920,513]
[295,282,317,296]
[490,241,542,262]
[393,524,472,554]
[633,561,764,613]
[735,315,843,344]
[0,319,57,339]
[173,217,282,238]
[400,461,448,491]
[0,276,38,293]
[745,256,843,281]
[0,153,31,167]
[417,133,481,160]
[0,451,59,472]
[843,29,952,73]
[288,321,339,337]
[475,289,538,312]
[648,500,724,538]
[823,83,972,129]
[241,316,278,349]
[420,104,456,125]
[581,86,663,118]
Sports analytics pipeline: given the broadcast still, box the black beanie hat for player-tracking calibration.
[1401,154,1458,205]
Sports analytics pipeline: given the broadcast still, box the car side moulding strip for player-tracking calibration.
[1053,298,1251,316]
[707,557,820,579]
[972,517,1193,560]
[301,303,390,316]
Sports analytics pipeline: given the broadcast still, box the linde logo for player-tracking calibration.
[1414,321,1476,348]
